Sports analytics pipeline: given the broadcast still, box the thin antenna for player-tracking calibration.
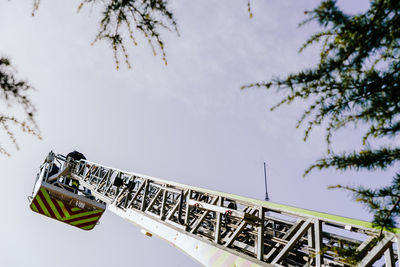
[264,162,269,201]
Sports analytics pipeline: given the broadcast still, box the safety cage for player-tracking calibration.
[29,151,106,231]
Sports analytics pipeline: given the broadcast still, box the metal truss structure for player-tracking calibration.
[66,158,399,267]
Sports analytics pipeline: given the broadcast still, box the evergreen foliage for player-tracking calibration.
[34,0,178,69]
[243,0,400,232]
[0,58,40,156]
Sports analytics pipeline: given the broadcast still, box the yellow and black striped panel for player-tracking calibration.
[30,187,104,231]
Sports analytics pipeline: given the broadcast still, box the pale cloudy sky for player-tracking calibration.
[0,0,387,266]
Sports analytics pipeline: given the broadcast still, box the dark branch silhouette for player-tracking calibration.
[0,57,40,156]
[34,0,179,69]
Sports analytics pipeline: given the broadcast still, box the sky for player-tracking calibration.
[0,0,390,266]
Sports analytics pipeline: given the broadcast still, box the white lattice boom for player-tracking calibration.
[34,152,400,267]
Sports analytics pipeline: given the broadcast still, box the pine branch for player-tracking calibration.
[0,57,40,155]
[330,173,400,232]
[79,0,178,69]
[305,148,400,175]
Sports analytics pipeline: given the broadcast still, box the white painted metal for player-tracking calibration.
[108,204,269,267]
[34,152,400,267]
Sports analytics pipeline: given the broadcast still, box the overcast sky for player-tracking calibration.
[1,0,390,266]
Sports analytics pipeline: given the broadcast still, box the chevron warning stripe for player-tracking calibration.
[30,187,104,230]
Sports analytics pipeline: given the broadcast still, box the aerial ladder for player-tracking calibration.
[30,151,400,267]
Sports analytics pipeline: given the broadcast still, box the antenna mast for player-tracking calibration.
[264,162,269,201]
